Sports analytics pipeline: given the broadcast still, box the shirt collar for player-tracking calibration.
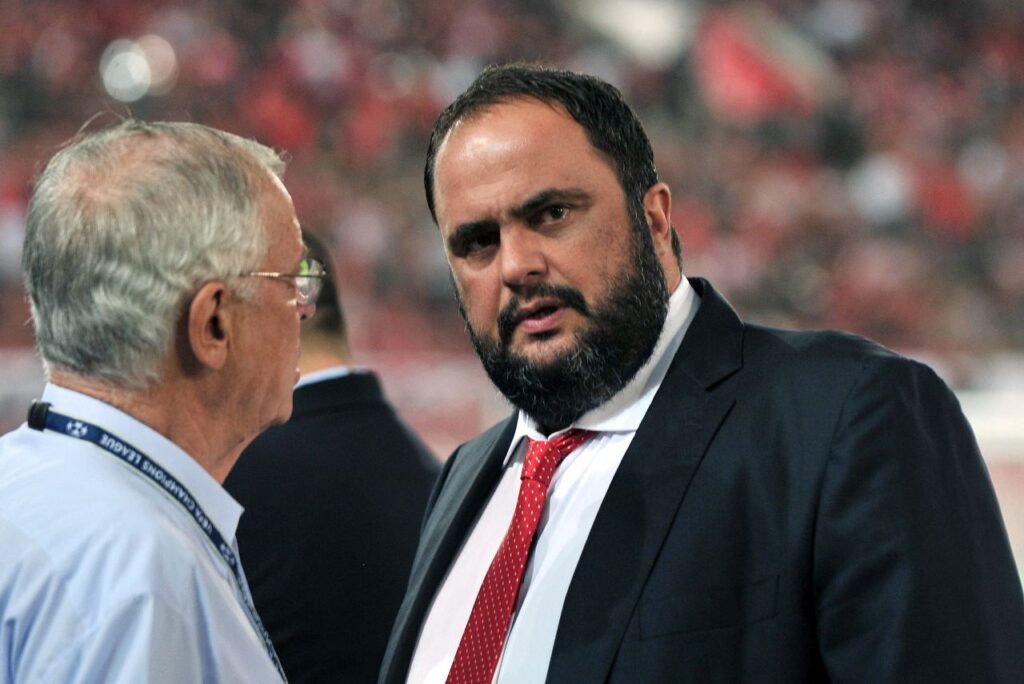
[506,276,701,463]
[294,365,355,388]
[40,383,244,542]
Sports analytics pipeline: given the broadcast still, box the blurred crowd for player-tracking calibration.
[1,0,1022,387]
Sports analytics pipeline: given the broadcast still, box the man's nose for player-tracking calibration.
[499,227,547,288]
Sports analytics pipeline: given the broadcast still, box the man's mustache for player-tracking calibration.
[497,283,590,346]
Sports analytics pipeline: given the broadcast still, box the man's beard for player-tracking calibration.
[459,216,669,432]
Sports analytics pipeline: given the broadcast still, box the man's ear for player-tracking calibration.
[187,281,232,371]
[643,182,680,285]
[643,182,672,248]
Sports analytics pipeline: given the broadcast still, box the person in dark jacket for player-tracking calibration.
[380,63,1024,684]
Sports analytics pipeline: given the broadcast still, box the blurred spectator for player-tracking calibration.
[1,0,1023,376]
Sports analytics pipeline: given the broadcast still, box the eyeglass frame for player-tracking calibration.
[242,257,326,306]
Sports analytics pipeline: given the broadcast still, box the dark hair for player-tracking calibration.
[301,228,347,344]
[423,62,681,262]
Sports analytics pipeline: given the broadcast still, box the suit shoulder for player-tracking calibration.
[744,324,925,375]
[736,324,955,413]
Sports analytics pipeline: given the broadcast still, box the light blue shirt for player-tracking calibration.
[0,384,283,683]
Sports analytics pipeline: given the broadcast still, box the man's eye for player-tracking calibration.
[462,232,499,255]
[538,205,568,223]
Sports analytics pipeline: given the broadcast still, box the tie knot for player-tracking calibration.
[522,429,594,485]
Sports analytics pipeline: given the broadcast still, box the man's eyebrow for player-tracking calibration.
[509,188,591,221]
[446,187,593,250]
[447,219,499,251]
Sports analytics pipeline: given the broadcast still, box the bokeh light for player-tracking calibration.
[100,35,178,102]
[138,34,179,95]
[100,39,151,103]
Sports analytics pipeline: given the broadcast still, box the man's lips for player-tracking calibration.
[512,299,568,335]
[496,285,589,345]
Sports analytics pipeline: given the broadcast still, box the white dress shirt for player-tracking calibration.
[407,278,701,684]
[0,384,283,683]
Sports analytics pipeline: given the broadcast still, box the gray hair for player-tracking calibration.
[22,119,287,391]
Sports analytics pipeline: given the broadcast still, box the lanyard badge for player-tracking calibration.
[28,400,288,682]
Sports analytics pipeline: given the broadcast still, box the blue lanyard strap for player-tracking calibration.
[29,401,287,682]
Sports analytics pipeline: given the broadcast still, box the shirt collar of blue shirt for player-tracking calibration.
[39,382,244,543]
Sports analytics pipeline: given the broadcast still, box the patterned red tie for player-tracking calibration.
[446,428,595,684]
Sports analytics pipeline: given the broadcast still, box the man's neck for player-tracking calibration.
[49,371,237,483]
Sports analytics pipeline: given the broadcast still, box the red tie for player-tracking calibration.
[446,429,594,684]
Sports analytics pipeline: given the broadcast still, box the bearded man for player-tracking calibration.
[380,64,1024,684]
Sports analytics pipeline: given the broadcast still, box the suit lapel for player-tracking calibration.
[547,278,744,682]
[381,416,516,683]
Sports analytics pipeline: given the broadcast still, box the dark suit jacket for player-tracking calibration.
[380,278,1024,683]
[225,372,439,684]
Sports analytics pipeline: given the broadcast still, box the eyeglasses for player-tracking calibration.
[243,257,326,306]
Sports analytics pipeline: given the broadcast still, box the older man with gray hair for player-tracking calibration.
[0,120,323,682]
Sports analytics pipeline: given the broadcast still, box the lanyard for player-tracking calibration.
[28,401,287,682]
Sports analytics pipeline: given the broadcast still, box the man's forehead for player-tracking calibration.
[433,101,610,228]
